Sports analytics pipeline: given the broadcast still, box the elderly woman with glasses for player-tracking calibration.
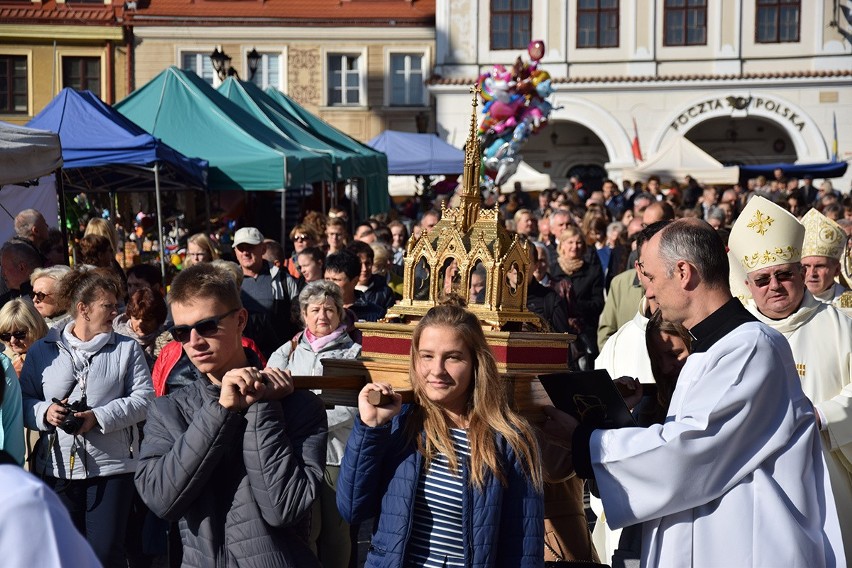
[0,298,49,376]
[19,266,153,567]
[30,265,73,329]
[268,279,361,568]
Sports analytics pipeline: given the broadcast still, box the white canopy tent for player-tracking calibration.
[620,135,739,185]
[0,122,62,244]
[499,161,552,193]
[388,161,551,197]
[0,121,62,185]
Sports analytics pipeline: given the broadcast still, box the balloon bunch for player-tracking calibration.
[477,39,556,188]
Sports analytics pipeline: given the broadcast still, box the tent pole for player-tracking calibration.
[154,164,166,286]
[280,189,287,248]
[321,181,326,213]
[56,169,70,265]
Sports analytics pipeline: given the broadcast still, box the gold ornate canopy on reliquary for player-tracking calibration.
[321,87,574,418]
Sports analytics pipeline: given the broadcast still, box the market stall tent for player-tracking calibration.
[0,121,62,186]
[0,121,62,244]
[116,66,330,191]
[264,88,388,218]
[367,130,464,175]
[28,88,209,278]
[620,135,740,185]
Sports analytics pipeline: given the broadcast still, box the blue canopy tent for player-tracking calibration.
[739,161,849,180]
[28,88,208,278]
[367,130,464,175]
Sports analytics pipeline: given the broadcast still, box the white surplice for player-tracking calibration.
[746,292,852,555]
[594,300,655,384]
[590,320,844,567]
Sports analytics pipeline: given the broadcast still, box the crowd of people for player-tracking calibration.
[0,165,850,567]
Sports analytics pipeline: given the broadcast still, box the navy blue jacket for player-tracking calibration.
[337,408,544,567]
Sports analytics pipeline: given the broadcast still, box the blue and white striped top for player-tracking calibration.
[406,428,471,568]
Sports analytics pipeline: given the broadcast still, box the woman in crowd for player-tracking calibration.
[31,265,73,329]
[338,301,544,567]
[19,267,153,567]
[268,280,360,567]
[113,288,168,369]
[0,299,48,376]
[183,232,219,268]
[78,234,128,297]
[551,225,604,369]
[296,246,326,285]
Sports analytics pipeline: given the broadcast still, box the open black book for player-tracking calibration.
[537,370,639,429]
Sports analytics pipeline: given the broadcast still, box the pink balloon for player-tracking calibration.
[528,40,545,61]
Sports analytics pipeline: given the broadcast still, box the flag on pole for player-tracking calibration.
[831,112,838,162]
[632,117,643,162]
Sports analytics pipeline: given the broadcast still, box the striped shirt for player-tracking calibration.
[406,428,470,568]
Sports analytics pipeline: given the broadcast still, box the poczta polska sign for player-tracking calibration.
[669,96,807,133]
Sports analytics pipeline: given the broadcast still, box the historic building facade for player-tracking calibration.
[127,0,436,142]
[429,0,852,189]
[0,0,129,125]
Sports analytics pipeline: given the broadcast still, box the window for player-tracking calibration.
[664,0,707,45]
[249,53,281,90]
[756,0,800,43]
[577,0,619,48]
[181,52,215,85]
[0,55,27,114]
[389,53,425,106]
[327,54,362,106]
[62,56,100,94]
[490,0,531,51]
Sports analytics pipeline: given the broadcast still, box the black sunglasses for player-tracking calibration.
[32,292,52,302]
[168,308,239,343]
[0,331,27,342]
[292,235,310,242]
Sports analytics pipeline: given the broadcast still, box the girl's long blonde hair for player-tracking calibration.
[405,302,543,491]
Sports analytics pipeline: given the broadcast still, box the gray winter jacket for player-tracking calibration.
[268,331,360,466]
[135,379,327,568]
[20,327,154,479]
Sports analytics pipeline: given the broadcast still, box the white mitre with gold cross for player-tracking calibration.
[800,208,847,261]
[729,195,805,274]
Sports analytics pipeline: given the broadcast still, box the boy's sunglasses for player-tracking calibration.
[0,331,27,342]
[168,308,239,343]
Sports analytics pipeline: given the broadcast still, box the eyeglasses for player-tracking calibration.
[32,291,52,302]
[292,235,310,243]
[168,308,239,343]
[0,331,27,342]
[751,269,797,288]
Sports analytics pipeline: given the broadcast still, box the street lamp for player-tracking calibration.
[210,47,232,81]
[247,48,261,80]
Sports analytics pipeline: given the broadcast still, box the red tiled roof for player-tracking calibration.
[126,0,435,26]
[0,0,122,25]
[428,69,852,86]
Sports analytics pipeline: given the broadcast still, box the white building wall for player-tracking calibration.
[431,0,852,190]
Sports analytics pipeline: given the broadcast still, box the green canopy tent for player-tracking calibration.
[115,66,332,191]
[264,88,389,218]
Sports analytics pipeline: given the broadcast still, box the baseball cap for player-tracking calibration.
[233,227,264,247]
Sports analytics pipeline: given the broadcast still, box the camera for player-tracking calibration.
[51,396,90,435]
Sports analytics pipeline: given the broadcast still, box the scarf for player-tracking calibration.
[558,257,584,276]
[59,321,112,393]
[304,323,348,353]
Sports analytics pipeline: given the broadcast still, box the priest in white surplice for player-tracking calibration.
[728,196,852,557]
[542,218,844,567]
